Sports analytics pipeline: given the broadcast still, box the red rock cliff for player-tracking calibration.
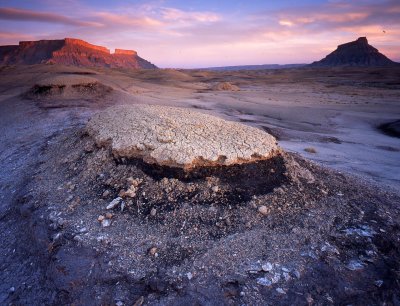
[0,38,157,69]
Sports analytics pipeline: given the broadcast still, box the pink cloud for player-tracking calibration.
[161,8,220,23]
[0,7,100,27]
[93,12,164,28]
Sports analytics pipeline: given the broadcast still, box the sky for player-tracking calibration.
[0,0,399,68]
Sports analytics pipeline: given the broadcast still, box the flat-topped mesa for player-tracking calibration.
[86,105,279,170]
[64,38,110,53]
[0,38,157,68]
[114,49,137,56]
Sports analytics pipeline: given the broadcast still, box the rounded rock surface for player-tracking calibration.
[86,104,278,169]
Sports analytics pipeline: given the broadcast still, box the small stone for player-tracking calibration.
[105,212,113,219]
[106,197,122,210]
[256,277,272,286]
[283,272,291,281]
[133,296,144,306]
[276,287,286,294]
[186,272,193,280]
[211,186,219,193]
[149,247,158,256]
[98,215,105,222]
[282,267,290,272]
[292,270,301,279]
[57,218,66,227]
[326,294,333,303]
[128,177,143,187]
[116,301,123,306]
[258,205,269,216]
[247,263,262,273]
[120,201,125,212]
[271,272,281,283]
[119,186,137,198]
[9,287,15,293]
[150,208,157,216]
[374,280,383,287]
[52,233,62,241]
[261,262,273,272]
[102,219,111,227]
[306,294,314,305]
[73,235,83,242]
[96,235,106,242]
[102,190,110,198]
[346,260,364,271]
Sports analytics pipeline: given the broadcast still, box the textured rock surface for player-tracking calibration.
[310,37,397,67]
[0,38,157,69]
[86,105,278,169]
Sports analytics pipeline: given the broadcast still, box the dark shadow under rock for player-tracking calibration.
[119,154,288,203]
[378,120,400,138]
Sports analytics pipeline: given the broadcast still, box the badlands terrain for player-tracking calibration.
[0,63,400,305]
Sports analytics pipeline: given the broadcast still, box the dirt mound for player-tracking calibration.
[212,81,240,91]
[86,104,278,169]
[20,127,400,305]
[24,75,113,108]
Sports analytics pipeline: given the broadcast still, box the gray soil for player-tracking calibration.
[1,65,400,305]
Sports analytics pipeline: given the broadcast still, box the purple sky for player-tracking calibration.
[0,0,399,68]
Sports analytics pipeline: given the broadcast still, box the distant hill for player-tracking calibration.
[200,63,306,71]
[0,38,157,69]
[310,37,397,67]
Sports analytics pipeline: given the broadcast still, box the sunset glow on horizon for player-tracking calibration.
[0,0,399,68]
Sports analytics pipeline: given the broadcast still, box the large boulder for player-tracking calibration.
[86,104,278,169]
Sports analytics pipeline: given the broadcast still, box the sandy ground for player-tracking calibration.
[0,64,399,305]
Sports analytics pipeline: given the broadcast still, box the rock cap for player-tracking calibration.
[86,104,278,169]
